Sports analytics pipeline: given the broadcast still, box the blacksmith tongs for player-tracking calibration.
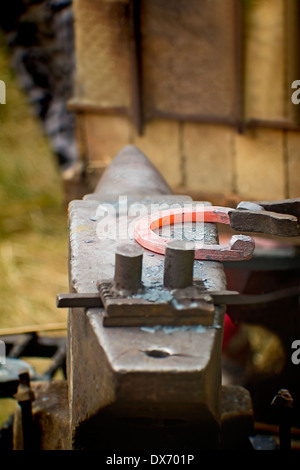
[229,198,300,237]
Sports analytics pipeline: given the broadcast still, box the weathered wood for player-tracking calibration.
[287,133,300,199]
[141,0,238,120]
[183,124,235,194]
[235,128,285,200]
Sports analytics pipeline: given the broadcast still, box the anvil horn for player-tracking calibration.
[94,145,173,198]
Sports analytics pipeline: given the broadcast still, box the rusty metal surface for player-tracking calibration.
[13,381,70,450]
[13,372,36,450]
[220,385,254,450]
[68,196,227,448]
[254,198,300,220]
[68,193,227,302]
[113,243,143,294]
[231,198,300,237]
[66,145,231,449]
[163,240,195,289]
[58,285,300,315]
[56,293,102,308]
[98,279,215,327]
[97,239,214,327]
[229,208,300,237]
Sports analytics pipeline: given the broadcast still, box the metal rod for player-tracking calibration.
[56,293,103,308]
[163,240,195,289]
[14,371,36,450]
[271,389,294,451]
[114,243,143,293]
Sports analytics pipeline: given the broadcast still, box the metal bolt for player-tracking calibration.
[271,388,294,450]
[163,239,195,289]
[114,243,143,294]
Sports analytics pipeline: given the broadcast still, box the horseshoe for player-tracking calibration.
[134,206,255,261]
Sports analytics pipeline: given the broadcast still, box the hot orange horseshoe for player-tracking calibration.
[134,206,255,261]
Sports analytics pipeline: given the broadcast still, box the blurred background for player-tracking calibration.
[0,0,300,447]
[0,1,73,426]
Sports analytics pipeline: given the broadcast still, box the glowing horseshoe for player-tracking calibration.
[134,206,255,261]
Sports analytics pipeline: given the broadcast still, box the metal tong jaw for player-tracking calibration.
[229,198,300,237]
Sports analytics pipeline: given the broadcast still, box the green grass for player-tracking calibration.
[0,31,64,237]
[0,31,69,327]
[0,32,69,426]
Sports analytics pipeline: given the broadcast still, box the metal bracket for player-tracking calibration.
[98,279,215,327]
[57,285,300,327]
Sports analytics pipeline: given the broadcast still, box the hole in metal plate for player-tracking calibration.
[144,349,171,359]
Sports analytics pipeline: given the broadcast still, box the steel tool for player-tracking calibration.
[229,198,300,237]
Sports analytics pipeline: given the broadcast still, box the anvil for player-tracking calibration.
[65,145,252,450]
